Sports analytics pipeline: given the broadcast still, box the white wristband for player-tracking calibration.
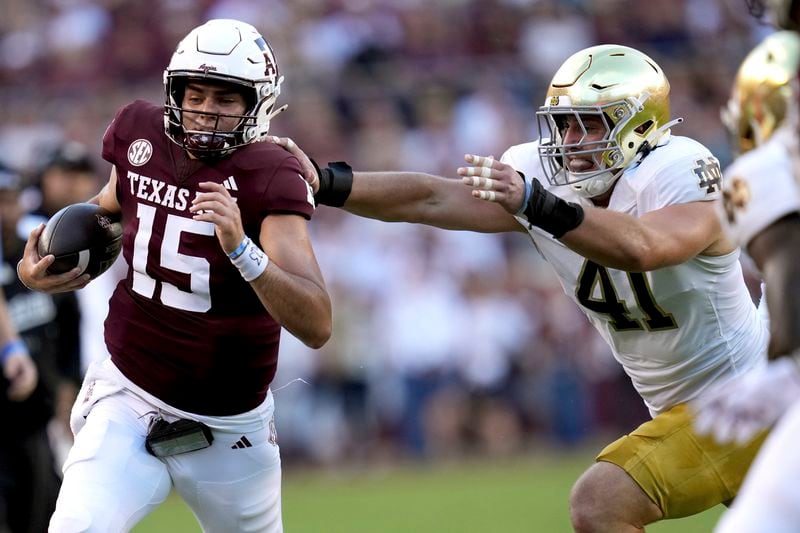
[230,236,269,282]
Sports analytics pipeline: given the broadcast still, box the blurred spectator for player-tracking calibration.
[25,141,103,220]
[0,161,66,533]
[18,141,113,465]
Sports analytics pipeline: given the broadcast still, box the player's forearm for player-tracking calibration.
[343,171,445,223]
[560,208,674,272]
[343,171,520,232]
[762,273,800,358]
[251,268,332,348]
[91,169,122,213]
[559,200,721,272]
[748,214,800,358]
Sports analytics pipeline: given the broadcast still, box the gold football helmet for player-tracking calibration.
[722,30,800,155]
[537,45,680,198]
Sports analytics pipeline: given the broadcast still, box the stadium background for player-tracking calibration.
[0,0,766,530]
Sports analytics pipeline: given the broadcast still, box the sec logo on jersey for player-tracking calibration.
[128,139,153,166]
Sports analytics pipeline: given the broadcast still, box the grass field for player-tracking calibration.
[132,448,724,532]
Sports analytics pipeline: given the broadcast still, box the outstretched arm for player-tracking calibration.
[559,200,727,272]
[459,154,728,272]
[346,171,522,233]
[267,136,522,234]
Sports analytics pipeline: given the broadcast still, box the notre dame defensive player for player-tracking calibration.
[276,44,770,531]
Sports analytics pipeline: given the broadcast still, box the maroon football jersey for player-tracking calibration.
[101,100,315,415]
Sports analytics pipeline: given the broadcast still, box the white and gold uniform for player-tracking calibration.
[503,135,769,517]
[713,122,800,533]
[721,126,800,248]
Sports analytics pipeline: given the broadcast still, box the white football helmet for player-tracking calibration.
[163,19,284,156]
[537,45,681,199]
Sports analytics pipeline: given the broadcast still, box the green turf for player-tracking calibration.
[133,451,724,532]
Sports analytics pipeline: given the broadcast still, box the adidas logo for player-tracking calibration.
[231,435,253,449]
[223,176,238,191]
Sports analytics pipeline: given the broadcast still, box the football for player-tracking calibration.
[37,203,123,278]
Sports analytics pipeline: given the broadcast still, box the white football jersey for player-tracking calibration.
[721,126,800,249]
[503,136,768,416]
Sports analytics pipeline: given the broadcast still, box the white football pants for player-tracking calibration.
[49,358,282,532]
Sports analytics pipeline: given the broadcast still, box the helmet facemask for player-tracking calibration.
[163,19,286,158]
[537,97,646,198]
[180,107,249,153]
[165,75,262,157]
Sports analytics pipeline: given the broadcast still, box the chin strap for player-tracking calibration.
[635,117,683,161]
[249,104,288,144]
[266,104,288,123]
[655,116,684,138]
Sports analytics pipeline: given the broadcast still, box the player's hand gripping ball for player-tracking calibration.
[37,203,122,278]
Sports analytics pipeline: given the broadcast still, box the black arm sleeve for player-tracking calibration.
[520,176,585,238]
[311,160,353,207]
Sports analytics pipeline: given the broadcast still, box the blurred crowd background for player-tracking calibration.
[0,0,768,468]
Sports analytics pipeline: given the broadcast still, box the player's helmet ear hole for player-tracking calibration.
[635,120,654,135]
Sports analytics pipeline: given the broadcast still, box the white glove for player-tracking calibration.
[693,357,800,444]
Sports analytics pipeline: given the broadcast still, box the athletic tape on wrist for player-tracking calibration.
[230,236,269,282]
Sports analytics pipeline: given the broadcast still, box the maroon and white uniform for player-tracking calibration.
[104,100,313,415]
[50,101,314,532]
